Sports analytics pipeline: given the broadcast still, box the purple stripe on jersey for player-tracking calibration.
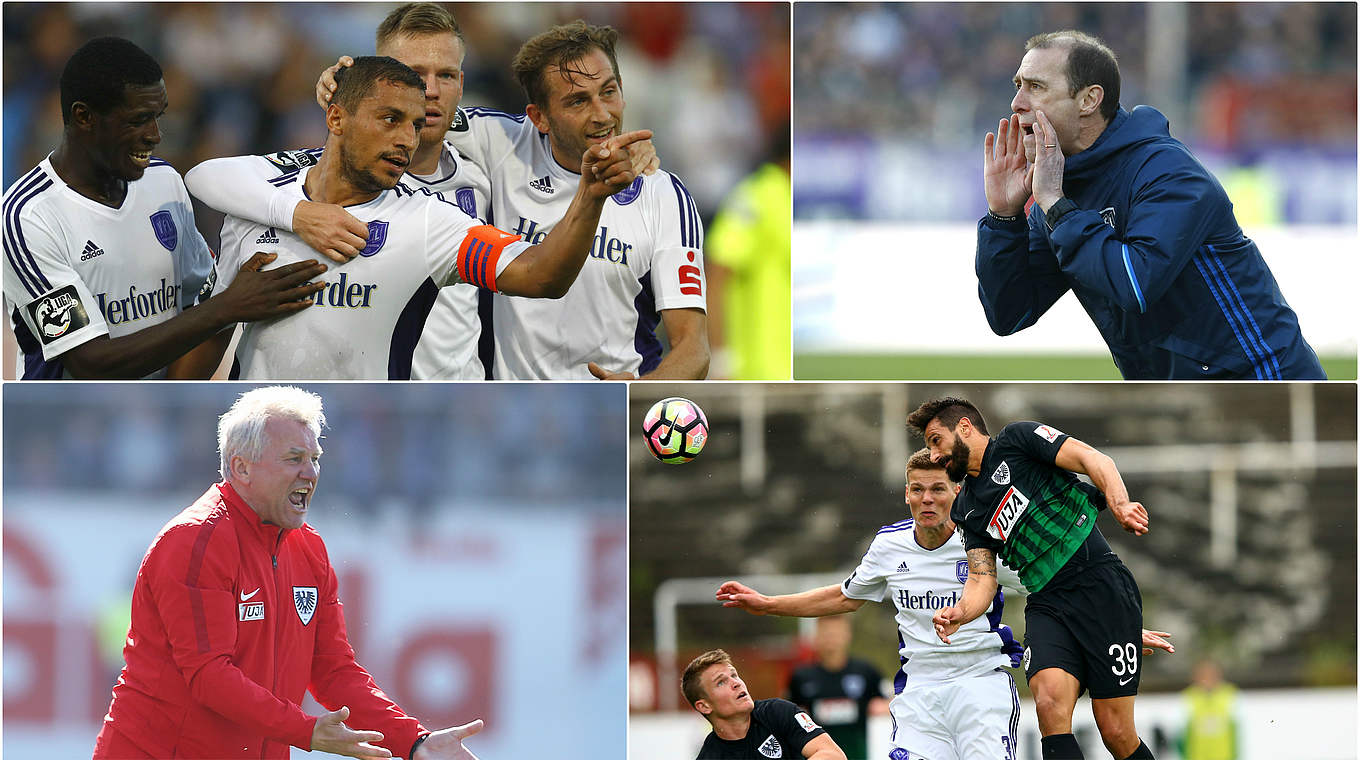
[984,588,1023,666]
[669,175,698,248]
[4,167,56,297]
[1007,674,1019,760]
[633,271,662,374]
[476,287,495,379]
[387,278,440,379]
[893,630,908,695]
[268,174,298,187]
[876,519,914,535]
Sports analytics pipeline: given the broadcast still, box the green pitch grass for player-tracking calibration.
[794,353,1357,380]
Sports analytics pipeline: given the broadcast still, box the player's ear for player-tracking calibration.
[229,455,251,483]
[694,698,713,716]
[325,102,346,136]
[1080,84,1104,118]
[68,101,97,132]
[525,103,550,136]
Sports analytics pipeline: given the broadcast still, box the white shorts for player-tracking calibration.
[887,668,1019,760]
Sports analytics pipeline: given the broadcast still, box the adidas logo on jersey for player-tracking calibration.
[529,175,555,194]
[896,561,910,573]
[757,735,783,758]
[256,227,280,245]
[79,240,105,261]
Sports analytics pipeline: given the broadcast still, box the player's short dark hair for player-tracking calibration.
[907,397,989,437]
[681,648,733,708]
[376,2,464,49]
[512,20,621,108]
[59,37,163,126]
[331,56,425,115]
[1026,30,1120,122]
[906,448,951,483]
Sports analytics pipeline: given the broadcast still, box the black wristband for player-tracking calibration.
[1044,197,1078,230]
[987,209,1021,224]
[410,733,430,758]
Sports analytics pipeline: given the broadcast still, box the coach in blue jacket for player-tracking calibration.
[977,30,1324,380]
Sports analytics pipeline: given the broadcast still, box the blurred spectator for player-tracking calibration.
[706,127,791,379]
[1179,659,1239,760]
[1,384,624,511]
[792,3,1356,223]
[3,2,789,224]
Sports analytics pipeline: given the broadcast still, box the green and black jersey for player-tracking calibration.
[951,421,1108,592]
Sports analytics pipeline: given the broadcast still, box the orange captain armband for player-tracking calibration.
[457,224,521,292]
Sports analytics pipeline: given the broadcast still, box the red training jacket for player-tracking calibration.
[93,482,426,759]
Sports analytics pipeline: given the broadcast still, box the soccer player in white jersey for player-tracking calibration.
[716,450,1173,760]
[189,4,497,379]
[2,37,326,379]
[315,19,705,379]
[188,56,648,380]
[457,21,710,379]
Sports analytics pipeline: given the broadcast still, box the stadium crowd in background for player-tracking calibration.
[3,2,788,225]
[2,383,623,511]
[794,3,1354,149]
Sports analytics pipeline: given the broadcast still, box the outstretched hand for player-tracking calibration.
[217,252,326,322]
[310,706,391,759]
[413,720,484,760]
[580,130,654,199]
[715,580,774,615]
[1141,629,1174,656]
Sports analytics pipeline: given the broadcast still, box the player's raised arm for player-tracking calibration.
[1053,437,1149,535]
[716,581,864,618]
[493,130,652,298]
[933,547,1000,643]
[187,155,369,263]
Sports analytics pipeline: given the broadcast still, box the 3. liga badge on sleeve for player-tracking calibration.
[293,586,318,625]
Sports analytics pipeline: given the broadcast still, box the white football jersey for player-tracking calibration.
[447,107,707,379]
[2,155,212,379]
[185,145,493,379]
[842,520,1025,683]
[402,145,492,379]
[211,165,527,380]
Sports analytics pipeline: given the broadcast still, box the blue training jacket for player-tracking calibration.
[976,105,1325,380]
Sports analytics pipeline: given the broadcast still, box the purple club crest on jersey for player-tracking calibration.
[454,187,477,218]
[149,210,177,251]
[956,559,969,583]
[889,749,911,760]
[359,220,388,257]
[610,176,643,206]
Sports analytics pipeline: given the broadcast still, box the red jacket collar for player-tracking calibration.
[215,481,289,547]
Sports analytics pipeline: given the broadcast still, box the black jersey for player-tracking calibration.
[786,658,883,760]
[697,698,827,759]
[951,421,1110,591]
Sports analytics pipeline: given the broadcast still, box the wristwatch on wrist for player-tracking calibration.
[1044,197,1078,230]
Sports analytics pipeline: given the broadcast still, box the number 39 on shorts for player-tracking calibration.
[1108,642,1139,676]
